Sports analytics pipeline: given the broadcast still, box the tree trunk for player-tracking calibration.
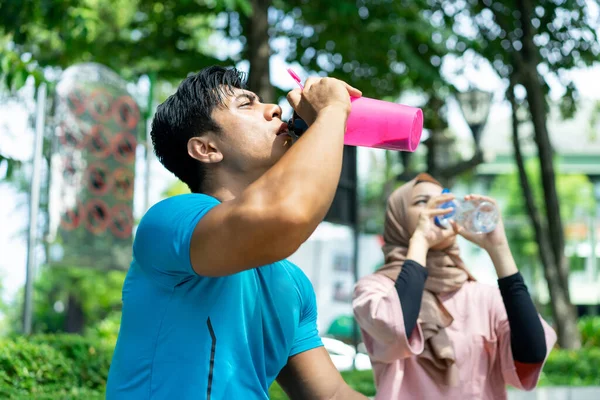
[508,83,580,349]
[515,0,580,349]
[64,293,85,333]
[245,0,274,103]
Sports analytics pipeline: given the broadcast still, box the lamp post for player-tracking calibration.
[456,88,493,147]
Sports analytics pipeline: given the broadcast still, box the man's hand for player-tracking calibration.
[287,77,362,126]
[276,347,369,400]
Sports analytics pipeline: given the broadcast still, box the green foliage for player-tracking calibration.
[270,348,600,397]
[342,369,378,396]
[0,45,45,92]
[162,179,191,198]
[578,316,600,349]
[0,0,241,82]
[269,381,288,400]
[0,44,44,181]
[0,334,111,399]
[2,386,104,400]
[492,160,595,226]
[2,331,600,399]
[269,369,377,399]
[428,0,600,113]
[6,266,126,336]
[539,347,600,386]
[0,153,22,181]
[85,311,122,348]
[28,334,113,390]
[0,338,75,398]
[359,150,404,234]
[491,161,595,272]
[273,0,460,100]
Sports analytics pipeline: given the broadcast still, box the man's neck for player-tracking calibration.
[205,169,262,202]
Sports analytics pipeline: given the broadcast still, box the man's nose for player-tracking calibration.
[264,103,282,121]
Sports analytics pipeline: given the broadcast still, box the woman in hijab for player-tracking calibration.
[352,173,556,400]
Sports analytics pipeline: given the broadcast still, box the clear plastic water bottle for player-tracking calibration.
[434,189,499,234]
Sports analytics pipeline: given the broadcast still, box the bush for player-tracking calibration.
[0,338,76,399]
[578,316,600,348]
[269,369,376,398]
[0,334,111,399]
[2,332,598,399]
[84,311,121,348]
[342,369,377,396]
[1,386,104,400]
[539,347,600,386]
[28,334,113,390]
[270,348,600,398]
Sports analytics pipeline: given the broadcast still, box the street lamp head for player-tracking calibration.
[456,89,493,145]
[457,89,493,126]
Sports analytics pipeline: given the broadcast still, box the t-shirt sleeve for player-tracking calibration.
[133,194,220,286]
[289,268,323,357]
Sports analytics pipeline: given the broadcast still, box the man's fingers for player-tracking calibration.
[304,77,319,90]
[341,81,362,97]
[286,88,302,110]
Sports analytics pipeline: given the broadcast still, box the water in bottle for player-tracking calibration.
[434,191,499,234]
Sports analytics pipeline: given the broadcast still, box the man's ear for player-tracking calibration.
[188,136,223,164]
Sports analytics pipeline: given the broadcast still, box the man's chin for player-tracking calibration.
[275,134,293,151]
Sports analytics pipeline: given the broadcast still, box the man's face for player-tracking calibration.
[210,88,292,175]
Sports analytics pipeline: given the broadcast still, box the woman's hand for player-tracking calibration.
[411,194,457,249]
[451,194,518,278]
[406,194,457,266]
[450,194,509,252]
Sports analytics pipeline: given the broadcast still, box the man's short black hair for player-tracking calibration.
[151,66,247,193]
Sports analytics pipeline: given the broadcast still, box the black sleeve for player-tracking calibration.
[394,260,428,339]
[498,272,547,363]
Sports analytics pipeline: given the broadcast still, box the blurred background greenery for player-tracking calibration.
[1,0,599,398]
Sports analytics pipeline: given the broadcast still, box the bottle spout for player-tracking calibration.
[287,112,309,142]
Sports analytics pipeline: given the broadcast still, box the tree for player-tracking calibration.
[273,0,485,181]
[0,45,45,180]
[428,0,600,348]
[242,0,274,101]
[0,0,247,333]
[491,159,595,282]
[6,266,126,335]
[0,0,241,81]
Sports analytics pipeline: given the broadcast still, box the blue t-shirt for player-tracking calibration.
[106,194,322,399]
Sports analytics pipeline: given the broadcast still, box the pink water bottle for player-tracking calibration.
[286,69,423,152]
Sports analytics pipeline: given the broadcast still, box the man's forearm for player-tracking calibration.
[244,106,348,242]
[332,383,370,400]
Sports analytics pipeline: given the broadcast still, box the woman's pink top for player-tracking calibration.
[353,274,557,400]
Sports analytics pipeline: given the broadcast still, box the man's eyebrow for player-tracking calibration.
[235,93,262,103]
